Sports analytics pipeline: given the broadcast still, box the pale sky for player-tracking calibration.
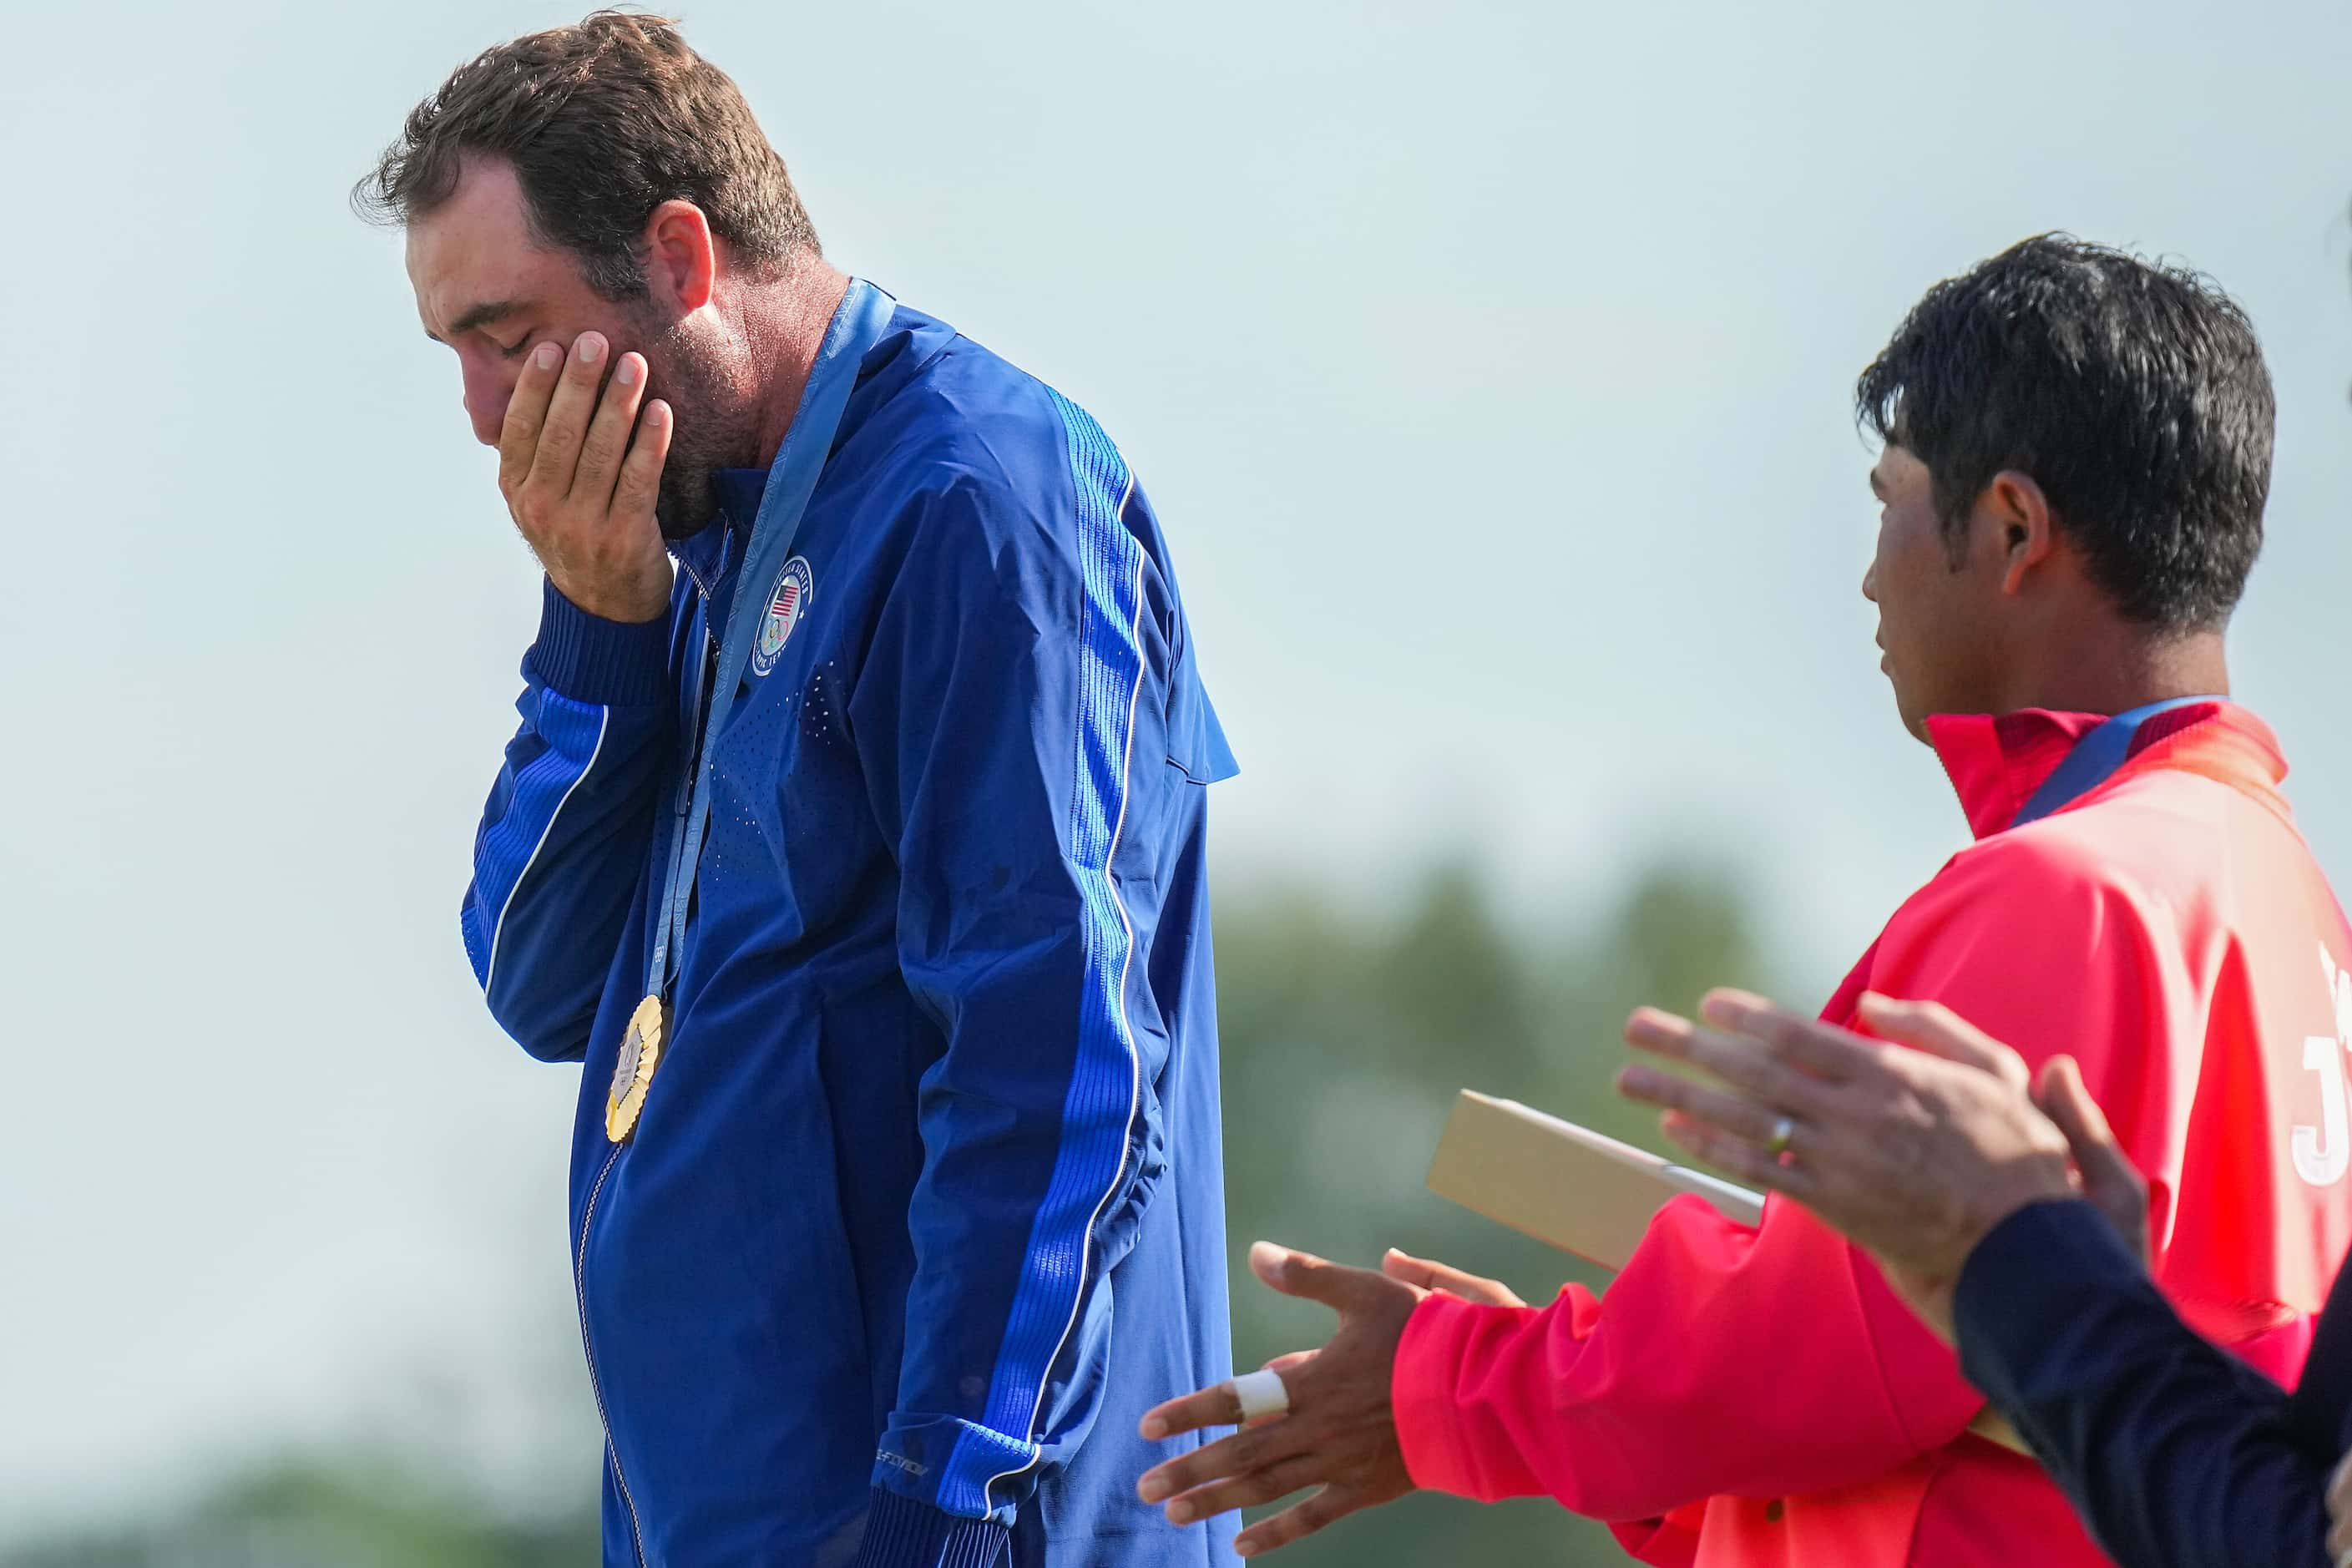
[8,0,2352,1534]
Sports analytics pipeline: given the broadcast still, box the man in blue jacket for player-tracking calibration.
[356,13,1239,1567]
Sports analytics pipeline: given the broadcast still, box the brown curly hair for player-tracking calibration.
[354,10,819,300]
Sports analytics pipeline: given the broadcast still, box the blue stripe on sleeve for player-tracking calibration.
[461,688,612,996]
[938,390,1151,1516]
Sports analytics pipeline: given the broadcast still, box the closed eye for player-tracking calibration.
[497,334,536,360]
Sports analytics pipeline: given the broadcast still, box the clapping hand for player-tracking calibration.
[1135,1243,1523,1555]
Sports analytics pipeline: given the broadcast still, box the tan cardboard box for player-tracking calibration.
[1425,1089,2031,1458]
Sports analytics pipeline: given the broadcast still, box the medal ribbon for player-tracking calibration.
[2008,695,2224,828]
[643,279,897,1004]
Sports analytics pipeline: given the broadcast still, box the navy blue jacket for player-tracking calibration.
[1955,1199,2352,1568]
[461,299,1242,1568]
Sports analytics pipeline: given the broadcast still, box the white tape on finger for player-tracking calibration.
[1230,1368,1290,1423]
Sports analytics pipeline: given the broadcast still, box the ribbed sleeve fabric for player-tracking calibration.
[846,1487,1009,1568]
[522,577,673,706]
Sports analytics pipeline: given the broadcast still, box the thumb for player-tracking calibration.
[2035,1056,2149,1264]
[1250,1241,1365,1311]
[1856,994,2028,1087]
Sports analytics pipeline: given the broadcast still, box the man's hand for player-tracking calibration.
[1136,1242,1430,1555]
[1378,1247,1525,1308]
[2032,1050,2150,1271]
[498,331,675,623]
[1616,990,2147,1341]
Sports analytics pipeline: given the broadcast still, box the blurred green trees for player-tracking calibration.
[1210,859,1777,1567]
[0,1455,599,1568]
[7,859,1782,1567]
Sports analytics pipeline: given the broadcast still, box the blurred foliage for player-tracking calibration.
[0,1454,598,1568]
[7,860,1778,1567]
[1211,858,1776,1567]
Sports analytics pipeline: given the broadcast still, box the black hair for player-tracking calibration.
[1856,234,2273,631]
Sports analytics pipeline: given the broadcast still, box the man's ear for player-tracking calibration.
[642,199,717,313]
[1979,469,2057,596]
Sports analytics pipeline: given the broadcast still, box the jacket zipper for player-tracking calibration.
[578,564,715,1568]
[574,1142,648,1566]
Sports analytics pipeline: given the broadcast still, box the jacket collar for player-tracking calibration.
[1925,701,2289,840]
[659,300,943,618]
[667,468,769,617]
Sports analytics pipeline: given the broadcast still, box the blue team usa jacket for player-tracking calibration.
[460,296,1240,1568]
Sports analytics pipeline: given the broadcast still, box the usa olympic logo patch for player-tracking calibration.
[748,556,814,679]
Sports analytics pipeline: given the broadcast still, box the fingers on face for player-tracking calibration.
[528,332,609,491]
[612,401,672,522]
[571,352,649,505]
[496,341,564,493]
[1236,1484,1368,1557]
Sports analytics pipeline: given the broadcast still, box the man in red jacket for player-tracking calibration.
[1136,233,2352,1566]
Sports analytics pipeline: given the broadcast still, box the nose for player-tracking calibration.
[462,362,515,448]
[1860,556,1880,604]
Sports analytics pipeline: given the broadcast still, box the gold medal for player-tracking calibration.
[606,994,666,1143]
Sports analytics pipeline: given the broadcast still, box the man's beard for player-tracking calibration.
[636,312,761,541]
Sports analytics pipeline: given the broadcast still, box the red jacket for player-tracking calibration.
[1392,704,2352,1566]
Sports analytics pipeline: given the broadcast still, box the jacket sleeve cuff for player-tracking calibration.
[1391,1291,1495,1497]
[847,1486,1009,1568]
[1952,1197,2147,1415]
[522,577,673,707]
